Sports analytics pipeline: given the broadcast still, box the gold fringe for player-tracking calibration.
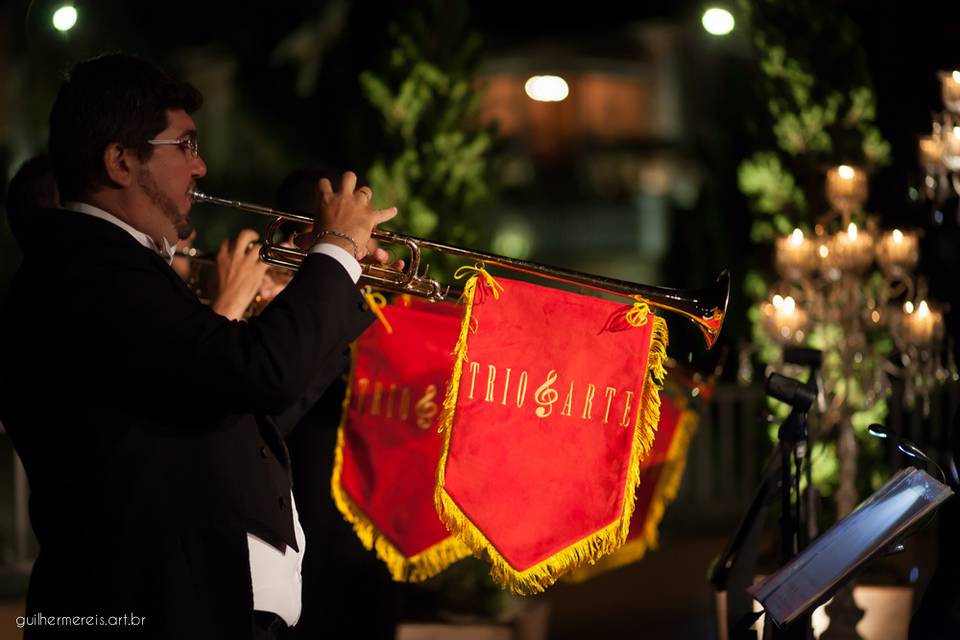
[563,405,699,583]
[331,344,471,582]
[434,293,670,594]
[436,275,481,434]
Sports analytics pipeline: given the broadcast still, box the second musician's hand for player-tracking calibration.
[212,229,269,321]
[363,238,404,271]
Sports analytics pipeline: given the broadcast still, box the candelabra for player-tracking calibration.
[765,165,953,413]
[918,70,960,212]
[761,165,955,516]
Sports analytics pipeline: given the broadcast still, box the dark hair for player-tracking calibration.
[275,166,346,214]
[5,154,60,247]
[48,54,203,201]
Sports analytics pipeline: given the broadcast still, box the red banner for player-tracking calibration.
[435,273,669,593]
[564,382,699,582]
[332,301,470,581]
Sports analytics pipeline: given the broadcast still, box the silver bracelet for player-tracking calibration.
[315,230,363,261]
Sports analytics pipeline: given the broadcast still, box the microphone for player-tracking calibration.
[766,373,817,412]
[781,347,824,412]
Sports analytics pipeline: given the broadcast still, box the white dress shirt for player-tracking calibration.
[67,201,362,627]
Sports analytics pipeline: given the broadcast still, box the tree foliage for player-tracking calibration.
[360,0,497,263]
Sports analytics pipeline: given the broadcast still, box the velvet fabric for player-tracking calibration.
[440,278,661,573]
[335,302,467,571]
[564,383,701,582]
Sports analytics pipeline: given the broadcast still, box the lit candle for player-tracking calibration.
[876,228,919,276]
[918,135,945,173]
[942,126,960,171]
[901,299,944,346]
[775,228,816,280]
[825,165,868,213]
[761,293,808,343]
[940,70,960,113]
[829,222,874,272]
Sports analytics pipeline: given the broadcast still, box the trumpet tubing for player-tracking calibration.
[190,190,730,349]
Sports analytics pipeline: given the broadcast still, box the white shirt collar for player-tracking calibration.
[64,201,176,265]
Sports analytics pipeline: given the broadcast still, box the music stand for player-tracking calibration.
[747,467,953,630]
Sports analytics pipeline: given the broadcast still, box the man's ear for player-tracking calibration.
[102,143,135,187]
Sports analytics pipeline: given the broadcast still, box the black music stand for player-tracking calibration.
[747,467,953,632]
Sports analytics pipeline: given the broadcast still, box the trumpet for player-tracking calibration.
[189,189,730,349]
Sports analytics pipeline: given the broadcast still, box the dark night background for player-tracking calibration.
[4,0,958,355]
[2,1,960,638]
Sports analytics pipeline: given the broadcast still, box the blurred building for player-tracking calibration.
[475,21,735,289]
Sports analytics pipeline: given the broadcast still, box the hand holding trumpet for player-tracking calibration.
[312,171,398,262]
[212,229,270,321]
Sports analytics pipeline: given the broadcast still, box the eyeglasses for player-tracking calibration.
[147,135,200,158]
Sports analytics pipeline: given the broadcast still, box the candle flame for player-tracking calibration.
[892,229,903,243]
[904,301,915,314]
[838,165,855,180]
[953,126,960,138]
[782,296,796,315]
[818,244,829,258]
[847,222,858,240]
[772,294,783,309]
[953,70,960,83]
[918,300,930,318]
[790,228,804,245]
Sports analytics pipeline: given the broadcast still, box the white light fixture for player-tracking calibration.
[702,7,735,36]
[524,75,569,103]
[52,5,78,32]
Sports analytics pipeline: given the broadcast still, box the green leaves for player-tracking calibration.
[737,11,891,238]
[760,44,815,104]
[738,152,806,216]
[360,0,496,266]
[861,127,892,166]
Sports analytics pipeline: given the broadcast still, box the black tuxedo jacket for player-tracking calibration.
[287,379,400,640]
[0,208,374,638]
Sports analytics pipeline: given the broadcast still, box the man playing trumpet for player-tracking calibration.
[0,53,397,639]
[5,154,274,323]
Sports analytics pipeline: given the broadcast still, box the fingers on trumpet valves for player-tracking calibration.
[372,206,398,226]
[340,171,358,194]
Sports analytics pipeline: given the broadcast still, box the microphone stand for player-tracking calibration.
[769,402,813,639]
[711,368,820,640]
[764,370,819,640]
